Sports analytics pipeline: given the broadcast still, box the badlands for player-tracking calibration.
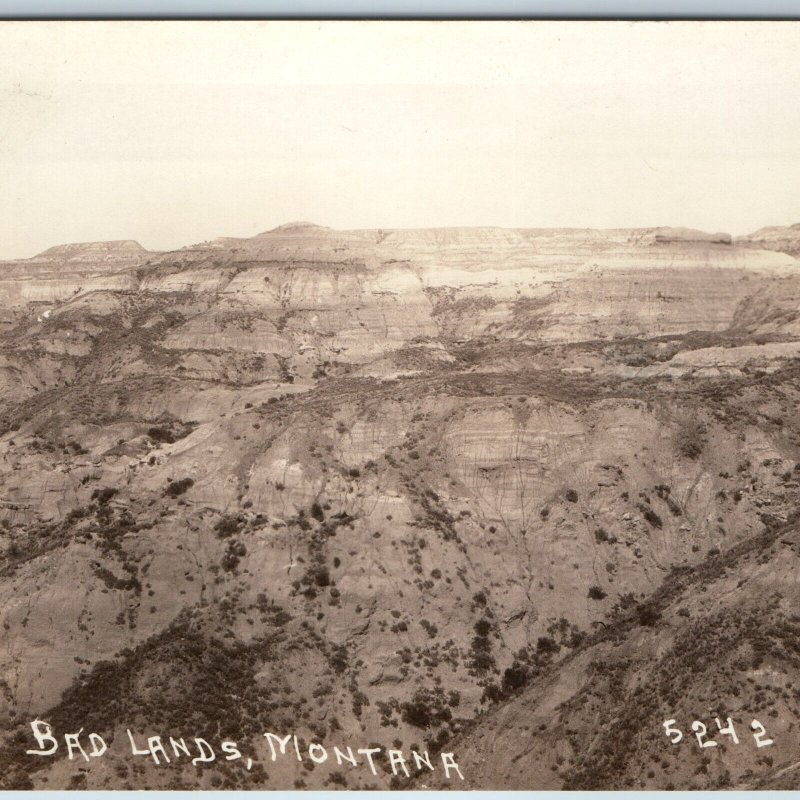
[2,221,800,789]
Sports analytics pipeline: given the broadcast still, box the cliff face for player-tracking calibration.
[2,224,800,790]
[2,224,797,354]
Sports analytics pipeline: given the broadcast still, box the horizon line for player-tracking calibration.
[3,220,797,262]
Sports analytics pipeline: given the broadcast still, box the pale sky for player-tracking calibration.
[0,21,799,258]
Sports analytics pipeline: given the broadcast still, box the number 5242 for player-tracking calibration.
[663,718,773,748]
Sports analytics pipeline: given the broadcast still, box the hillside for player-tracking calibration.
[1,223,800,789]
[737,224,800,258]
[424,519,800,790]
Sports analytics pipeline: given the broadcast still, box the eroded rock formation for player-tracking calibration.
[1,223,800,789]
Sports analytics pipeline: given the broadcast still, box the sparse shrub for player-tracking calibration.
[468,618,496,674]
[588,585,607,600]
[639,505,663,529]
[314,567,331,587]
[400,687,453,730]
[147,421,196,445]
[637,603,661,627]
[472,591,488,607]
[91,487,118,505]
[420,619,438,638]
[148,426,175,444]
[329,772,347,787]
[164,477,194,498]
[675,417,707,460]
[536,635,559,654]
[501,664,530,694]
[221,540,246,571]
[594,526,618,544]
[214,514,244,538]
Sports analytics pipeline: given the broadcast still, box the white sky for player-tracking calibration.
[0,21,799,258]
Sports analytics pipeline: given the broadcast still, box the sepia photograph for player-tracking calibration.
[1,18,800,791]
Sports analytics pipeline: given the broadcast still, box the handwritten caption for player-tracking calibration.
[22,720,465,781]
[663,717,774,749]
